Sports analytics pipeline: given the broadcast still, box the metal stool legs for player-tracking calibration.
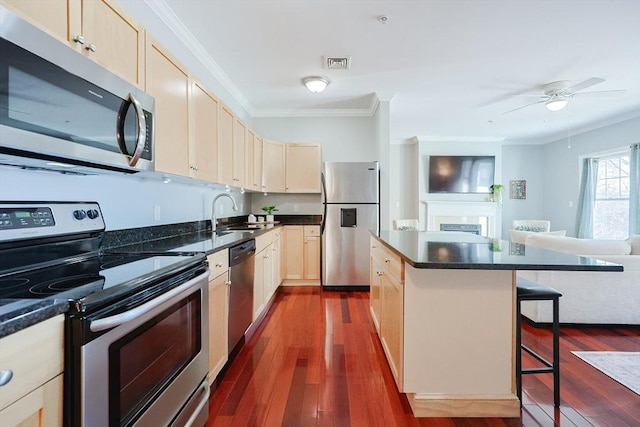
[516,279,561,407]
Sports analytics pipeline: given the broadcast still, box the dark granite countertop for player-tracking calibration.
[0,217,309,337]
[373,230,624,271]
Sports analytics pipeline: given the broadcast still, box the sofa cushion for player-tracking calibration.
[627,234,640,255]
[510,229,566,244]
[525,234,632,256]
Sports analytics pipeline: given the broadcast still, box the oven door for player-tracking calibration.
[76,269,209,427]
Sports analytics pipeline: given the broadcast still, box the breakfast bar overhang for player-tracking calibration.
[369,231,623,418]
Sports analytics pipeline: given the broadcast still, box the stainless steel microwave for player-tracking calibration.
[0,7,154,172]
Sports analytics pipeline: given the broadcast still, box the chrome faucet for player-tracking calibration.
[212,193,238,232]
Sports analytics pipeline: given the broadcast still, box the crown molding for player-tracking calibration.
[144,0,255,115]
[416,136,506,143]
[254,94,382,118]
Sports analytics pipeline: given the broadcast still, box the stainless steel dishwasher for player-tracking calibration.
[228,239,256,356]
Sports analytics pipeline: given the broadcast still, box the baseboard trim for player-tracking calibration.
[406,393,521,418]
[281,279,320,286]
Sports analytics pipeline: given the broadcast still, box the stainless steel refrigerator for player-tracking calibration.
[321,161,379,289]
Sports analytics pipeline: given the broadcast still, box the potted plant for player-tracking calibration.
[489,184,504,204]
[261,205,278,222]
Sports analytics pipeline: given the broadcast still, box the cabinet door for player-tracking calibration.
[145,36,189,176]
[0,375,63,427]
[303,235,320,280]
[81,0,144,86]
[245,129,255,191]
[369,253,383,333]
[282,226,304,279]
[190,80,219,181]
[380,273,404,389]
[232,118,246,187]
[272,233,282,290]
[253,136,263,192]
[285,144,321,193]
[208,272,228,382]
[1,0,71,44]
[253,247,266,320]
[263,244,275,302]
[217,104,234,186]
[262,139,285,193]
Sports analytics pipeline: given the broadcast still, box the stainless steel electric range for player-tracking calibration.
[0,201,210,427]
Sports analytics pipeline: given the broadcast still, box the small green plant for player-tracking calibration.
[489,184,504,194]
[261,205,279,215]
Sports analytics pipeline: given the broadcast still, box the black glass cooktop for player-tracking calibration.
[0,252,200,302]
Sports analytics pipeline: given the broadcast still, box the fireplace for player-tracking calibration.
[440,223,482,235]
[424,201,501,238]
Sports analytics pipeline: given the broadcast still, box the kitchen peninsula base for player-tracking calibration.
[403,267,520,418]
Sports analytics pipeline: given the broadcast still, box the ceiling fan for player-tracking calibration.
[502,78,626,114]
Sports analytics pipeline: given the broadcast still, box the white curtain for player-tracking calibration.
[630,143,640,236]
[575,158,599,238]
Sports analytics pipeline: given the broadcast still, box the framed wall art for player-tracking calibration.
[510,180,526,200]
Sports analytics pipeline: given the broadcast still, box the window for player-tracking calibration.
[593,153,630,239]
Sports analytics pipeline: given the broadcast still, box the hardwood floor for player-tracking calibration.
[207,287,640,427]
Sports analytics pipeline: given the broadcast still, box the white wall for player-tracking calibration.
[500,145,545,237]
[389,142,419,224]
[540,116,640,236]
[0,166,250,231]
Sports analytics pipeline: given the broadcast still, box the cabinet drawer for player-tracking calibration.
[370,236,383,259]
[255,232,273,253]
[207,249,229,280]
[304,225,320,236]
[0,315,64,410]
[381,246,403,283]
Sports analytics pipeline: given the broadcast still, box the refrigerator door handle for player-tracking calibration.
[320,172,327,234]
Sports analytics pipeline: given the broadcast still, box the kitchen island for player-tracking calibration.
[369,231,623,418]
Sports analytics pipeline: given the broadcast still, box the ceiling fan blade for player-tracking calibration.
[572,89,627,98]
[564,77,605,94]
[502,99,546,114]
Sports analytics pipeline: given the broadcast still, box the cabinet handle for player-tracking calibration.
[215,262,223,267]
[226,281,232,286]
[74,35,85,45]
[376,271,384,276]
[372,245,377,248]
[0,370,13,386]
[86,43,97,52]
[384,258,391,263]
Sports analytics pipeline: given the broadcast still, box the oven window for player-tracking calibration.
[109,292,201,426]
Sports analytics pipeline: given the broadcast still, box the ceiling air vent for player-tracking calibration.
[324,56,351,70]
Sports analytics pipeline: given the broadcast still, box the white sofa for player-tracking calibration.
[518,234,640,325]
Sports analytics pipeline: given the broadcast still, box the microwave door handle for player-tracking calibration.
[117,93,147,167]
[89,269,209,332]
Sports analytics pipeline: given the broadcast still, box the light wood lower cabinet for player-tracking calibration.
[253,229,281,320]
[282,225,320,282]
[0,315,64,427]
[369,237,404,389]
[207,250,229,382]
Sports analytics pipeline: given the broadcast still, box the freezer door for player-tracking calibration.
[322,162,379,203]
[322,203,379,287]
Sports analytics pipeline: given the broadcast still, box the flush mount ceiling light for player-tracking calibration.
[302,76,329,93]
[545,95,570,111]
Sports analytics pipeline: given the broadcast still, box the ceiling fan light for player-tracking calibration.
[302,76,329,93]
[545,97,569,111]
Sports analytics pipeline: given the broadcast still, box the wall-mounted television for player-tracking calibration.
[428,155,495,194]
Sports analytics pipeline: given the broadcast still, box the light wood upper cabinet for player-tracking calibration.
[232,117,246,187]
[262,139,285,193]
[190,80,219,182]
[145,36,190,176]
[2,0,144,86]
[285,143,321,193]
[246,131,263,192]
[217,104,234,186]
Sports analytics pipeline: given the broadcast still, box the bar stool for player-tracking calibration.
[515,277,562,407]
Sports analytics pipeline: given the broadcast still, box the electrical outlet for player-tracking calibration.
[568,201,573,208]
[154,205,161,221]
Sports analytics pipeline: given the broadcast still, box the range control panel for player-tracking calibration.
[0,202,105,242]
[0,207,55,229]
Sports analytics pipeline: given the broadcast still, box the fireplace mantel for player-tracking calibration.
[424,201,502,238]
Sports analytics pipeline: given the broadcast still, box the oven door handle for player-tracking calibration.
[89,269,209,332]
[184,379,210,427]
